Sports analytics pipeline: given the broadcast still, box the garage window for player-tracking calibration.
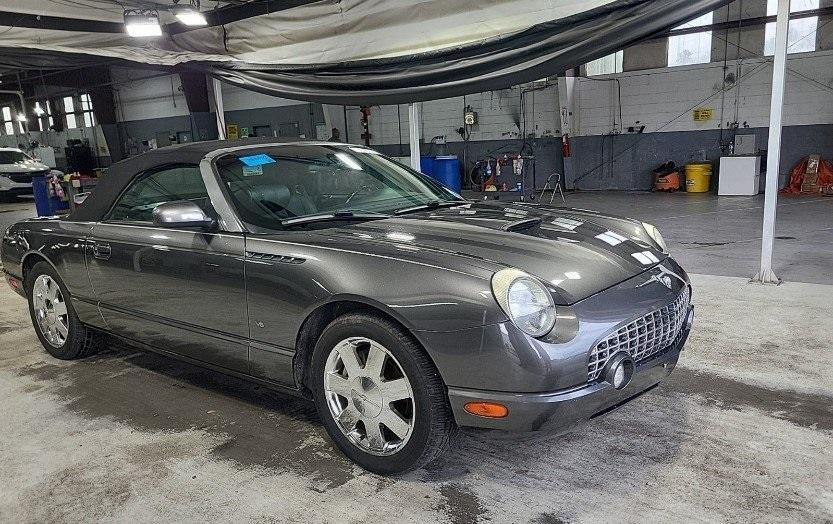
[1,106,14,135]
[586,51,623,76]
[667,12,713,67]
[80,93,95,128]
[35,101,54,132]
[63,96,77,130]
[764,0,818,56]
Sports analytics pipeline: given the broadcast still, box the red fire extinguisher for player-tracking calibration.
[561,135,571,158]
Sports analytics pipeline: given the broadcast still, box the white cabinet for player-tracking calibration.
[718,156,761,196]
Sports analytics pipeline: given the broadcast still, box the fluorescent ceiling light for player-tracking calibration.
[174,8,208,26]
[124,10,162,37]
[33,103,45,116]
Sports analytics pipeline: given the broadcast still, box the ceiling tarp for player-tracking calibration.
[0,0,730,104]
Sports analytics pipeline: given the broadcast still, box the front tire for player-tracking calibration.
[25,261,100,360]
[310,313,456,475]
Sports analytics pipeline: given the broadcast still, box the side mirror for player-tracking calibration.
[152,201,216,230]
[73,192,90,205]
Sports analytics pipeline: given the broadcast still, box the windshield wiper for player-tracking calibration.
[394,200,468,215]
[280,210,391,226]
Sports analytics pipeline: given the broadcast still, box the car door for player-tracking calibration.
[86,164,249,373]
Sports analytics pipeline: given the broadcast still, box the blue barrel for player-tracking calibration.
[420,155,435,177]
[432,155,462,193]
[32,176,51,216]
[32,176,68,217]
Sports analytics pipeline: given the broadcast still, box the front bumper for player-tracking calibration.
[447,308,692,432]
[4,269,26,297]
[0,176,34,194]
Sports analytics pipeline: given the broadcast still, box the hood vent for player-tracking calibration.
[502,217,542,232]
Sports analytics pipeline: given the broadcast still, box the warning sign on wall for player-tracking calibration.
[692,108,714,122]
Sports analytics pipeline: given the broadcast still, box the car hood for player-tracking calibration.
[0,161,50,173]
[313,201,667,304]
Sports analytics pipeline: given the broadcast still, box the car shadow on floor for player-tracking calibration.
[16,338,690,493]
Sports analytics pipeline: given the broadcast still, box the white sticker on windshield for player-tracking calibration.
[243,165,263,177]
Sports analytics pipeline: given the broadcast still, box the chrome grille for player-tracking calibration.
[587,287,691,382]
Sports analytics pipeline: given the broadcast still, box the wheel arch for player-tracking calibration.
[20,251,57,286]
[292,295,439,397]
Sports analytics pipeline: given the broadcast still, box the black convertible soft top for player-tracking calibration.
[67,137,308,222]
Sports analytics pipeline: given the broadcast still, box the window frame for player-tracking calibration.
[667,12,714,67]
[80,93,95,128]
[585,50,624,76]
[764,0,819,56]
[63,96,78,130]
[103,163,213,226]
[2,106,16,136]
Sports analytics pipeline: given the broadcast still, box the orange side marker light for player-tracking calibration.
[464,401,509,418]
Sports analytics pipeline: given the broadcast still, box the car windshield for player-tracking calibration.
[0,150,31,164]
[214,144,464,230]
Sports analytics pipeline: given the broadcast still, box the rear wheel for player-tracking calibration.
[25,261,100,360]
[310,313,456,475]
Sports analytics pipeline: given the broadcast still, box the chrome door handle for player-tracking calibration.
[93,242,111,260]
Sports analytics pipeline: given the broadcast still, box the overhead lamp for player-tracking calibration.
[33,103,45,117]
[17,113,27,122]
[124,9,162,37]
[174,6,208,26]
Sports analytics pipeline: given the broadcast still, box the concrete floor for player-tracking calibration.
[1,193,832,522]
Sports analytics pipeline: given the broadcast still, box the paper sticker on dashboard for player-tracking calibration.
[239,153,276,167]
[243,165,263,177]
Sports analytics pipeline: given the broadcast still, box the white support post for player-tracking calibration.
[212,78,227,140]
[408,103,421,171]
[753,0,789,284]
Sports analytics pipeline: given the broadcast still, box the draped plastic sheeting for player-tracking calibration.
[0,0,730,104]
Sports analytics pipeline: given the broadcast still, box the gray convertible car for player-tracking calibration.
[1,139,693,474]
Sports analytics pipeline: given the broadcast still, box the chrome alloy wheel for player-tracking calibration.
[31,275,69,348]
[324,337,415,456]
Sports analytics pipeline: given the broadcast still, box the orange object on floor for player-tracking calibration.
[782,156,833,194]
[654,170,681,191]
[653,161,682,192]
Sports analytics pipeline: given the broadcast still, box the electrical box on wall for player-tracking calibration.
[464,110,477,126]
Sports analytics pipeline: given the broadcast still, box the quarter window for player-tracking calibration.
[108,165,211,223]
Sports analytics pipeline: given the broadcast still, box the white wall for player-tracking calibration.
[355,83,561,146]
[576,50,833,137]
[111,68,189,122]
[220,83,310,112]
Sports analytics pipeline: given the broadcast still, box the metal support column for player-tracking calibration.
[408,103,421,171]
[753,0,789,284]
[211,78,227,140]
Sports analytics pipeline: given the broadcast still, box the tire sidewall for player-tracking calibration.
[25,261,81,359]
[310,314,440,475]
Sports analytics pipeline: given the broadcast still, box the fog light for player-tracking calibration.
[605,352,634,390]
[464,401,509,418]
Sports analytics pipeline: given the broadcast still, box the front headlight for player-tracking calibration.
[642,222,667,252]
[491,268,556,337]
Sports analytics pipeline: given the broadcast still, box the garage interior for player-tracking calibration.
[0,0,832,522]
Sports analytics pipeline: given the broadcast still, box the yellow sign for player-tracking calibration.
[226,123,239,140]
[693,108,713,122]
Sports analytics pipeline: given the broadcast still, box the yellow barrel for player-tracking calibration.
[685,163,712,193]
